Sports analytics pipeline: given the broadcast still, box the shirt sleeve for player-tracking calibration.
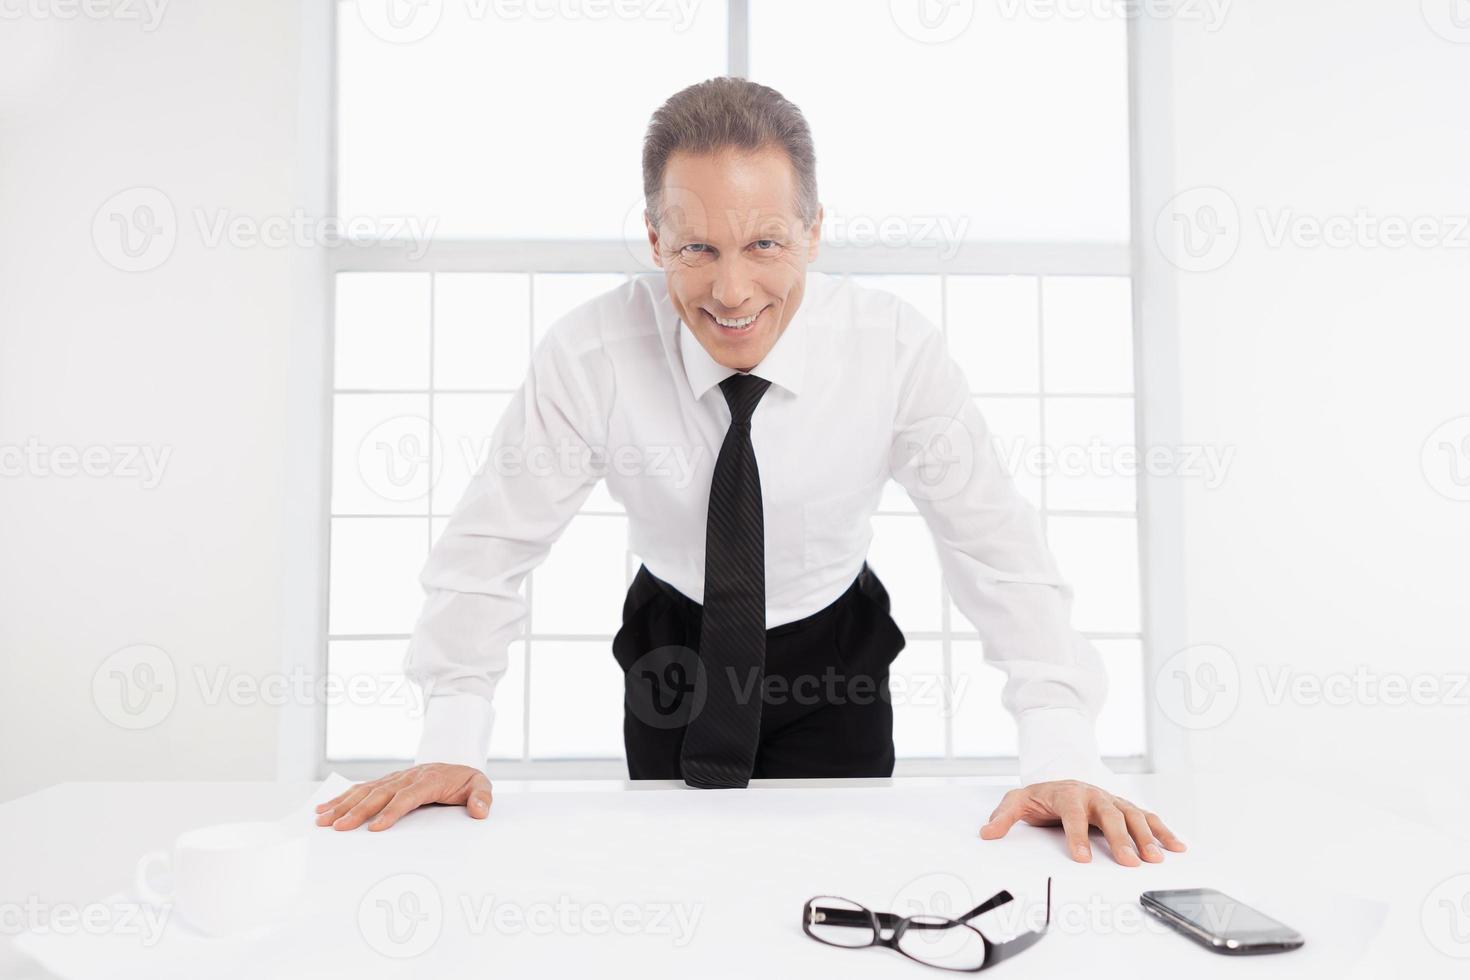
[403,319,613,772]
[887,303,1113,788]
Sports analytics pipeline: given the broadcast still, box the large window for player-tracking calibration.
[324,0,1144,773]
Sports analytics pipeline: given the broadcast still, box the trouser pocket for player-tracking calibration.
[838,563,906,668]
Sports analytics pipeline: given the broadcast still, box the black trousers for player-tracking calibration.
[612,563,905,780]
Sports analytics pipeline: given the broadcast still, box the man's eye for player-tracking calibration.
[752,239,779,250]
[681,243,712,255]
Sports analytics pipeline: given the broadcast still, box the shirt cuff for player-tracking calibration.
[1016,707,1113,788]
[413,693,495,773]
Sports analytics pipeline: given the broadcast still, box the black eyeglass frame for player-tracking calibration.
[801,878,1053,973]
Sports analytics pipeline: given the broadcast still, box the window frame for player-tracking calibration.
[286,0,1178,782]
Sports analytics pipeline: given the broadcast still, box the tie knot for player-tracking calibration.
[720,373,771,427]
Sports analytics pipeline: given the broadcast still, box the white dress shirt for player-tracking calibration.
[407,269,1112,786]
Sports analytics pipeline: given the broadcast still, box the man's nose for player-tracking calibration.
[710,262,754,311]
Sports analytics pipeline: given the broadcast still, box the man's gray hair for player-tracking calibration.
[642,76,819,231]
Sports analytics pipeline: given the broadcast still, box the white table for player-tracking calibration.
[0,772,1463,978]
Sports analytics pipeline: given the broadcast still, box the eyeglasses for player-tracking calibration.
[801,878,1052,972]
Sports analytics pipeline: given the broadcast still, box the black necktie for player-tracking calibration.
[680,372,772,788]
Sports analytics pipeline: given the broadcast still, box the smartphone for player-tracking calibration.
[1140,888,1304,955]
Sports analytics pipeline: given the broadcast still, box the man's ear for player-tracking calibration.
[806,204,823,262]
[644,212,664,269]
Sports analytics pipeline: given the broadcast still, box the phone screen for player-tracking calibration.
[1148,889,1292,939]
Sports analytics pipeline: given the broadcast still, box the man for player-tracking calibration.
[317,77,1184,867]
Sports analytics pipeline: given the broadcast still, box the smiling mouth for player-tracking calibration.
[703,306,768,333]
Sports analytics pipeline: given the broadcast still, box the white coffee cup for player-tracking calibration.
[134,821,307,937]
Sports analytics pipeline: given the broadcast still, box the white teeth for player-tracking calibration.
[711,310,760,328]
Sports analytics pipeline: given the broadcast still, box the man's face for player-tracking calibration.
[646,146,822,372]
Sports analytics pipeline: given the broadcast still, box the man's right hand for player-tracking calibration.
[313,763,492,832]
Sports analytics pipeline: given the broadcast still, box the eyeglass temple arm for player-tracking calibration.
[890,889,1018,931]
[894,891,1015,931]
[810,879,1052,933]
[955,889,1015,925]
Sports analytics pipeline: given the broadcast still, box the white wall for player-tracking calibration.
[0,1,328,801]
[1145,1,1470,834]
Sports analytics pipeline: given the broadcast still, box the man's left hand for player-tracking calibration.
[979,780,1186,866]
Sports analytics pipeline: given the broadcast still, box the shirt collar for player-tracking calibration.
[676,271,830,402]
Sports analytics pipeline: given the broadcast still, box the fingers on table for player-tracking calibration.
[979,790,1021,839]
[1059,801,1092,863]
[314,781,377,826]
[314,770,402,817]
[466,772,493,819]
[368,778,439,832]
[334,782,405,831]
[1145,810,1187,852]
[1118,804,1164,862]
[1091,801,1142,867]
[314,785,361,814]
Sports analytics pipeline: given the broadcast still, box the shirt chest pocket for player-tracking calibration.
[801,481,882,571]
